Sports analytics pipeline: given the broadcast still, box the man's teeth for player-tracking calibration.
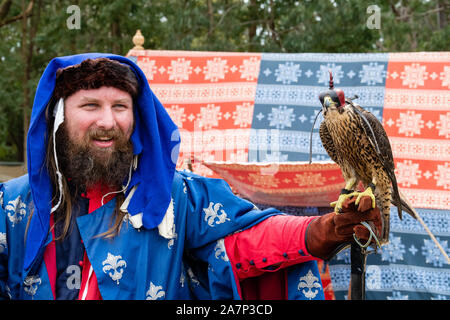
[96,137,112,141]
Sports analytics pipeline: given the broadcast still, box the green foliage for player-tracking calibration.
[0,0,448,161]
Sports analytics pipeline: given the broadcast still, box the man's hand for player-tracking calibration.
[306,196,382,260]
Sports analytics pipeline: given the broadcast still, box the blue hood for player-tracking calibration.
[25,53,180,271]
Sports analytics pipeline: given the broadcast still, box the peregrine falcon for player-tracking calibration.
[317,72,416,245]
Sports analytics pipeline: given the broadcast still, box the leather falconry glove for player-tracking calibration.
[306,196,382,261]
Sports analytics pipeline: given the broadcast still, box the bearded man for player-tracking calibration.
[0,53,382,300]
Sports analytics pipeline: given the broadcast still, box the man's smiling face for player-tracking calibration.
[55,85,135,189]
[63,86,134,162]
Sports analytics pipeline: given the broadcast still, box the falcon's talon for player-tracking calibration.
[354,186,376,209]
[332,191,358,214]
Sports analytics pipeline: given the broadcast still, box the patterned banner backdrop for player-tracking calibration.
[382,52,450,210]
[127,50,450,300]
[249,53,388,163]
[128,49,261,177]
[127,50,449,211]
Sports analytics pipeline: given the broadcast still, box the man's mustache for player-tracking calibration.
[87,128,124,141]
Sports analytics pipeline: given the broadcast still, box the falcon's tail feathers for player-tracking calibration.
[390,175,403,220]
[390,187,415,220]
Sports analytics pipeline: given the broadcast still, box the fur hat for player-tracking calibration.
[54,58,139,99]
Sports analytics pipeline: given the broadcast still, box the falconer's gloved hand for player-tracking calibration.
[306,196,382,260]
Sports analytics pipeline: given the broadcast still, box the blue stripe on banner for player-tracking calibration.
[328,207,450,300]
[249,53,389,162]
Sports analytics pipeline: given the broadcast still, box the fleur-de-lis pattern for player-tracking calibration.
[5,196,27,227]
[0,232,6,254]
[23,275,41,297]
[186,267,200,287]
[180,272,186,288]
[168,233,177,249]
[214,239,229,262]
[203,202,230,227]
[102,253,127,285]
[146,282,165,300]
[297,270,321,300]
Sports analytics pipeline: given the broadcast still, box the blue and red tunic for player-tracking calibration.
[1,171,324,300]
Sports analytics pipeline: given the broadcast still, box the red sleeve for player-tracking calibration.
[224,214,319,281]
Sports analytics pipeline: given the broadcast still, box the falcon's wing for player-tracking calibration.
[354,105,395,174]
[319,121,339,164]
[350,103,414,220]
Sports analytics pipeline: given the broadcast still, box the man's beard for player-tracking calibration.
[56,123,134,192]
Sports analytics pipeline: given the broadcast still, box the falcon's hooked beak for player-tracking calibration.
[322,96,343,115]
[323,96,334,109]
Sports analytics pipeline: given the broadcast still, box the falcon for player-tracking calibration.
[317,72,416,245]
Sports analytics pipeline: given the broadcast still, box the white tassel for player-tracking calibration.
[50,98,65,213]
[101,155,136,206]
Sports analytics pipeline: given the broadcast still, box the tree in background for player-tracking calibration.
[0,0,448,163]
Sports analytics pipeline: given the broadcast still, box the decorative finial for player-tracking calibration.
[132,29,145,50]
[329,70,334,89]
